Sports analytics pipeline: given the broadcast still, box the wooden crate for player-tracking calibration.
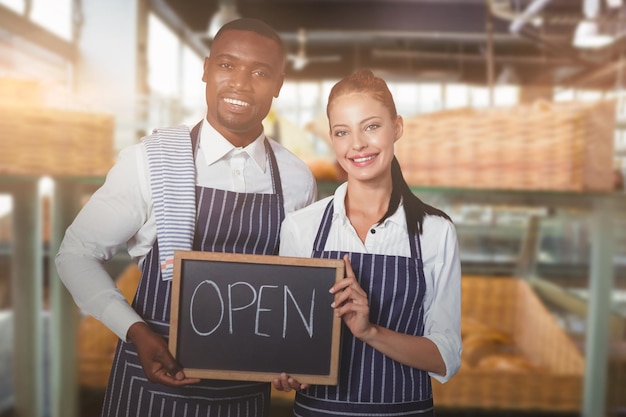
[0,104,114,177]
[397,100,616,191]
[0,77,44,106]
[433,276,584,412]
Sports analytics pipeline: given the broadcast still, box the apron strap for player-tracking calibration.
[312,200,334,254]
[190,120,201,158]
[264,139,285,219]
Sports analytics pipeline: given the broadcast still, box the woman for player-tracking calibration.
[274,69,462,416]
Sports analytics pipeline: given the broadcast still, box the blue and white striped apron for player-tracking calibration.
[293,201,434,417]
[101,123,285,417]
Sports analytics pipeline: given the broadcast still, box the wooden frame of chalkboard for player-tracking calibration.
[169,250,344,385]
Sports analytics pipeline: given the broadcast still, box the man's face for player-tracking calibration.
[202,29,285,147]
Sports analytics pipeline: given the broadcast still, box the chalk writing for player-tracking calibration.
[189,279,316,339]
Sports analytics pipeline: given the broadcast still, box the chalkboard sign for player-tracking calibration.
[169,250,344,385]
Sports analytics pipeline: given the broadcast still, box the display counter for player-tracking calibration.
[319,181,626,417]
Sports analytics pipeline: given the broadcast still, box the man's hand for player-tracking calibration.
[127,322,201,387]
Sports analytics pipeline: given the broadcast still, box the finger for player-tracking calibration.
[329,255,355,294]
[281,374,293,391]
[274,373,293,392]
[161,355,184,379]
[335,300,369,318]
[272,378,283,390]
[330,278,349,294]
[330,274,359,294]
[287,376,302,390]
[343,254,355,278]
[331,287,354,308]
[152,368,200,387]
[332,284,366,308]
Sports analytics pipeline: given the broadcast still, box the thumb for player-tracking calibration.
[162,354,184,379]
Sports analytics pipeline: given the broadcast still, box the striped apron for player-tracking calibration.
[293,201,434,417]
[101,123,285,417]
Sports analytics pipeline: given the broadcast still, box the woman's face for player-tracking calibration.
[328,92,402,185]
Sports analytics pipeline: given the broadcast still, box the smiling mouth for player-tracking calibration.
[351,155,377,163]
[224,97,250,107]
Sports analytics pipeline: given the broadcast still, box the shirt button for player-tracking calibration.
[370,229,376,234]
[234,169,241,176]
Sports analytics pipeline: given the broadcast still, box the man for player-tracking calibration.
[56,18,316,417]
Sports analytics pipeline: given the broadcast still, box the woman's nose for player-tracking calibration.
[351,134,367,151]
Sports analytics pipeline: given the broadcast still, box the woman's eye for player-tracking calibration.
[334,131,347,137]
[365,124,380,131]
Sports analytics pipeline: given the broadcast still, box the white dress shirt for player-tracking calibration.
[56,118,317,340]
[279,182,462,383]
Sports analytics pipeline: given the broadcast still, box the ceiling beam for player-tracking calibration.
[149,0,210,58]
[0,3,76,61]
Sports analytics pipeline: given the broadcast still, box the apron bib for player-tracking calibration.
[101,123,285,417]
[293,201,434,417]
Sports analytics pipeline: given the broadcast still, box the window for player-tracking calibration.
[30,0,72,40]
[148,13,179,98]
[0,0,72,40]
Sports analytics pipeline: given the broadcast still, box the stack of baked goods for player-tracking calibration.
[461,317,546,373]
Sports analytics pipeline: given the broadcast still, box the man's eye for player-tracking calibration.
[253,70,268,78]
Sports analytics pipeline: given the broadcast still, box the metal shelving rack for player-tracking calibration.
[319,180,626,417]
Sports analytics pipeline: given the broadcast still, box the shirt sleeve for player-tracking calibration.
[423,219,463,383]
[302,173,318,209]
[55,144,150,341]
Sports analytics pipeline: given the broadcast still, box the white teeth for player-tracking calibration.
[224,98,249,107]
[353,155,375,163]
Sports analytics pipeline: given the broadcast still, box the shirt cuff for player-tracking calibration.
[100,300,145,342]
[424,333,462,384]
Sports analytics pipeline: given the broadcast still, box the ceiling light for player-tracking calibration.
[206,2,240,40]
[496,65,520,85]
[508,0,552,34]
[606,0,623,9]
[573,19,615,48]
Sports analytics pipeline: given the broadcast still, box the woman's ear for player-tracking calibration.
[394,115,404,143]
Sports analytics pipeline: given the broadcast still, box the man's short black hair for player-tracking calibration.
[212,18,286,56]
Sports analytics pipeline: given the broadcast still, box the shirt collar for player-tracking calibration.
[199,118,267,172]
[332,182,408,230]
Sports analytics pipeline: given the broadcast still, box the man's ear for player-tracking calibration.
[273,73,285,98]
[201,56,210,83]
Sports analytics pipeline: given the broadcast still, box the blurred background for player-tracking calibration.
[0,0,626,416]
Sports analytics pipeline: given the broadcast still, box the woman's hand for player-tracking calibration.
[330,254,374,341]
[127,322,201,387]
[329,257,448,378]
[272,373,310,392]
